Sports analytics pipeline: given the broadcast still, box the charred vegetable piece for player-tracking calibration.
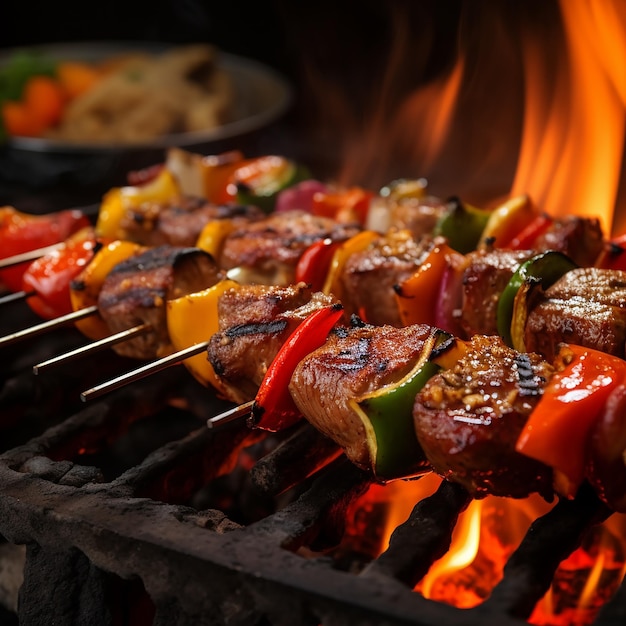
[395,238,456,327]
[22,227,99,320]
[311,186,375,225]
[348,329,450,480]
[322,231,380,300]
[508,213,554,250]
[225,155,311,213]
[433,197,491,254]
[516,343,626,498]
[478,194,537,249]
[496,250,578,347]
[250,303,344,432]
[295,239,341,292]
[0,207,90,292]
[70,240,146,340]
[167,278,239,390]
[95,168,181,239]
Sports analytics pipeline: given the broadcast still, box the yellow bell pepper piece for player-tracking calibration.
[95,168,181,239]
[478,194,537,250]
[69,240,146,340]
[322,231,380,299]
[195,219,237,260]
[166,279,239,391]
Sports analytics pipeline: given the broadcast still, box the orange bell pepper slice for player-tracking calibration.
[395,240,456,327]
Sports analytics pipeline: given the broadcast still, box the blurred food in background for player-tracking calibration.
[0,44,234,143]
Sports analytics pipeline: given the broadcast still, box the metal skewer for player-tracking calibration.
[0,290,35,305]
[207,400,254,429]
[80,341,210,402]
[0,305,99,348]
[0,243,64,269]
[33,323,152,374]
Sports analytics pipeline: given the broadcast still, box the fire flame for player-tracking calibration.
[511,0,626,236]
[314,3,626,235]
[339,477,626,625]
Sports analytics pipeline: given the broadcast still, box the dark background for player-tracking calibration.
[0,1,573,213]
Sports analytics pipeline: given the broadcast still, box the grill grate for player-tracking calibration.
[0,307,623,625]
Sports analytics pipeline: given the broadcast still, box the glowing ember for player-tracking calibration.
[336,477,626,625]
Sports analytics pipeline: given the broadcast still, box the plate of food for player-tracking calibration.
[0,42,293,196]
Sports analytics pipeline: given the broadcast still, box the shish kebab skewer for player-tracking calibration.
[22,211,626,401]
[1,189,608,354]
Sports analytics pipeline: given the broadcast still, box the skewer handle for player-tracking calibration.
[0,305,98,348]
[0,243,64,269]
[0,290,35,306]
[80,341,210,402]
[207,400,254,429]
[33,323,151,374]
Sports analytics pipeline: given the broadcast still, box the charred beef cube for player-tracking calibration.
[340,231,435,326]
[459,249,534,337]
[219,210,361,286]
[413,334,554,499]
[290,322,436,472]
[120,196,263,247]
[533,215,604,267]
[524,268,626,361]
[98,246,222,360]
[207,283,339,404]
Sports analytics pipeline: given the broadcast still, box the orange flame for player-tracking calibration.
[511,0,626,235]
[339,481,626,625]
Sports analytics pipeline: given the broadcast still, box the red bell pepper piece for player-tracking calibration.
[294,239,341,292]
[507,213,554,250]
[249,303,344,432]
[21,227,99,319]
[516,344,626,498]
[311,187,374,224]
[0,207,90,292]
[595,233,626,271]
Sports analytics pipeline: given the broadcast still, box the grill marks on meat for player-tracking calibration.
[458,249,534,337]
[119,196,263,247]
[219,210,361,286]
[524,268,626,361]
[98,246,221,359]
[341,231,435,326]
[289,323,436,471]
[413,335,554,499]
[207,283,339,404]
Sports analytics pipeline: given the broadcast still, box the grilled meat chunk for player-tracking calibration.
[98,246,221,359]
[524,268,626,361]
[413,335,554,499]
[289,322,436,471]
[340,231,435,326]
[207,283,339,404]
[219,210,361,286]
[120,196,262,247]
[534,216,604,267]
[458,249,534,337]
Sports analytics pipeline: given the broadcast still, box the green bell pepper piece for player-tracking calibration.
[433,197,492,254]
[497,250,578,347]
[349,330,449,480]
[236,160,311,214]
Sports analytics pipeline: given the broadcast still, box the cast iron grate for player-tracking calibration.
[0,306,623,626]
